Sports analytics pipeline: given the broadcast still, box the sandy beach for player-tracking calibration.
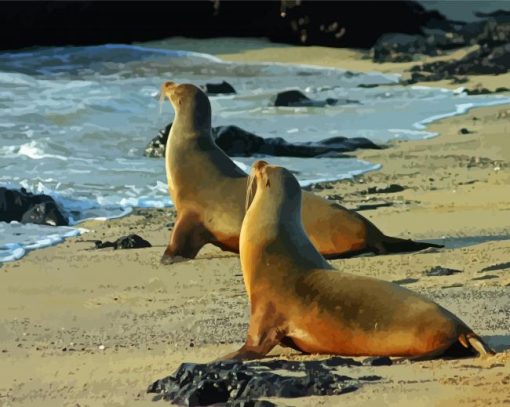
[1,38,509,406]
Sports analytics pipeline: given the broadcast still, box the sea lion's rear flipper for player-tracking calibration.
[462,333,496,357]
[374,236,443,255]
[396,333,495,362]
[160,212,212,264]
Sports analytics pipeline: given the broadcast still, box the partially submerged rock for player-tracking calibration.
[0,187,68,226]
[144,123,380,159]
[148,358,379,406]
[273,90,357,107]
[200,81,236,95]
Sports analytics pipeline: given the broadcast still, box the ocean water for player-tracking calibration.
[1,43,509,262]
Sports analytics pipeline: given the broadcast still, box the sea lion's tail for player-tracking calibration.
[375,236,443,254]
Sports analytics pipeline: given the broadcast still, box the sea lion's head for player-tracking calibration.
[246,160,301,219]
[160,81,211,131]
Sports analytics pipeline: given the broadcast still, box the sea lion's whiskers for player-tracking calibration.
[159,83,167,114]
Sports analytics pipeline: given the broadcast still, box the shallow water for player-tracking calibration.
[1,43,510,261]
[425,235,510,250]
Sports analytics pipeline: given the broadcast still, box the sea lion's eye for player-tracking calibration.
[266,178,271,188]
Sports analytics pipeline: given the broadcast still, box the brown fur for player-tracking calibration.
[219,161,495,361]
[160,81,441,264]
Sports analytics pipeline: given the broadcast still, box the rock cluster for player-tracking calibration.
[0,187,68,226]
[0,1,447,50]
[145,123,380,159]
[148,358,384,406]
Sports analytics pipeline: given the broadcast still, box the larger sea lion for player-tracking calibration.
[219,161,494,360]
[160,81,440,264]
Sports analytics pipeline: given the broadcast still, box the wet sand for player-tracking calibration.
[1,39,509,406]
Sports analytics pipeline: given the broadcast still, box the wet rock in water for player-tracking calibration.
[144,123,171,158]
[273,90,358,107]
[144,123,381,159]
[148,358,375,405]
[362,356,392,366]
[424,266,463,277]
[94,234,151,250]
[21,202,68,227]
[274,90,326,107]
[200,81,236,95]
[0,187,68,226]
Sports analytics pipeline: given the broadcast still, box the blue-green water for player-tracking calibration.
[1,43,509,261]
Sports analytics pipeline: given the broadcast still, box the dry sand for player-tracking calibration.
[1,38,509,406]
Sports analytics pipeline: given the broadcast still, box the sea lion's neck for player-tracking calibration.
[171,114,211,142]
[240,197,331,296]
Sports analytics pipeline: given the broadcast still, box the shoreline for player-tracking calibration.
[1,40,509,406]
[2,77,509,263]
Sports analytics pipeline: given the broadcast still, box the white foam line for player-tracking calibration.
[222,59,401,83]
[414,98,510,131]
[0,227,87,263]
[101,43,224,62]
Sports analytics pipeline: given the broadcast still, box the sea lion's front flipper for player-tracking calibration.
[160,212,211,264]
[217,327,285,361]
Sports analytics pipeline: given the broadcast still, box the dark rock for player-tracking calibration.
[465,88,492,95]
[148,358,375,405]
[480,261,510,272]
[424,266,463,277]
[364,184,406,194]
[273,90,358,107]
[144,123,171,158]
[362,356,392,366]
[0,187,68,226]
[355,202,394,211]
[471,274,499,281]
[465,87,510,95]
[408,43,510,84]
[0,1,449,51]
[372,33,434,63]
[373,15,510,64]
[21,202,68,227]
[94,234,151,250]
[357,83,380,88]
[458,128,473,135]
[358,375,383,381]
[200,81,236,95]
[392,277,419,285]
[145,123,381,159]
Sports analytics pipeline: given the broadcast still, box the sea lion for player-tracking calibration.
[219,161,494,361]
[160,81,441,264]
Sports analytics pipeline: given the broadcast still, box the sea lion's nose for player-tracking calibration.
[253,160,269,172]
[163,81,177,90]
